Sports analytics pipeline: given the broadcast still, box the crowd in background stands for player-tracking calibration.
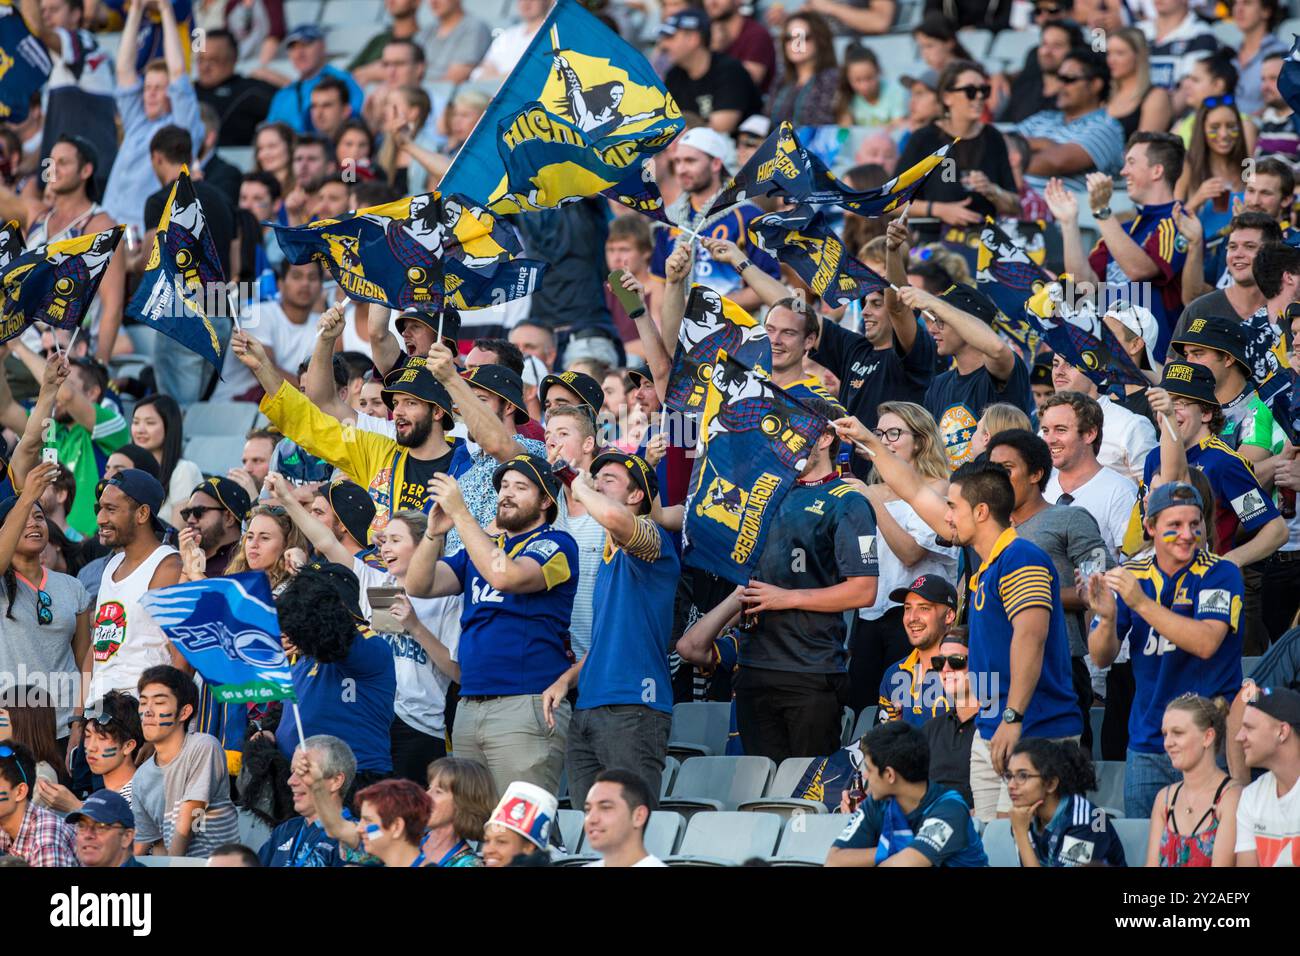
[0,0,1297,869]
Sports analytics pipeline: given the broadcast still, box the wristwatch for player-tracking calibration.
[736,258,753,273]
[1002,707,1024,724]
[1092,206,1112,221]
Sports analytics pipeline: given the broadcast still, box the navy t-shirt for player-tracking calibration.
[832,783,988,866]
[259,813,351,867]
[924,354,1032,468]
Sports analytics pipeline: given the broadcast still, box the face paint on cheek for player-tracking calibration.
[1161,529,1179,542]
[99,747,118,758]
[156,712,175,727]
[362,823,383,841]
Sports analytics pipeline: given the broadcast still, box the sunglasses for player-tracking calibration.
[1202,95,1235,109]
[930,654,968,670]
[949,84,992,100]
[179,505,219,522]
[37,588,52,626]
[1056,73,1088,85]
[0,744,27,785]
[872,427,912,442]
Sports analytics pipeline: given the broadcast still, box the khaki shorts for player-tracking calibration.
[970,731,1083,823]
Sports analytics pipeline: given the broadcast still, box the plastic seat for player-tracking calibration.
[769,813,852,865]
[856,34,918,78]
[1087,761,1126,814]
[236,808,272,852]
[660,755,775,815]
[284,0,322,25]
[660,755,680,799]
[1112,818,1149,867]
[321,0,382,25]
[981,820,1021,867]
[184,435,251,478]
[850,706,879,743]
[839,706,854,746]
[667,701,732,759]
[738,757,825,818]
[957,28,994,59]
[988,27,1041,72]
[220,146,256,174]
[184,400,261,438]
[1090,708,1105,760]
[664,811,783,866]
[556,808,585,854]
[644,811,685,859]
[1242,656,1261,678]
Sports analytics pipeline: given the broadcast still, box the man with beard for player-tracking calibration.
[232,331,471,543]
[405,454,577,795]
[178,476,250,578]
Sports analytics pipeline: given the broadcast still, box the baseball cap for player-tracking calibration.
[1031,354,1054,387]
[381,364,455,421]
[301,559,365,622]
[104,469,168,535]
[1172,315,1250,373]
[66,789,134,829]
[901,69,941,92]
[285,24,325,46]
[939,282,999,326]
[325,480,377,547]
[540,370,604,419]
[492,452,562,506]
[396,308,460,351]
[1146,481,1203,521]
[590,450,659,507]
[1159,361,1219,406]
[486,781,557,850]
[888,573,958,609]
[190,476,252,523]
[659,8,710,37]
[676,126,736,173]
[737,115,771,141]
[463,364,529,424]
[626,367,653,390]
[1248,686,1300,729]
[1104,301,1160,369]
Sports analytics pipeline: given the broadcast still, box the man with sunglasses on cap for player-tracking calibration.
[1086,480,1246,818]
[875,575,959,729]
[406,453,577,795]
[0,742,78,866]
[69,789,142,867]
[178,476,251,579]
[1141,361,1286,566]
[1235,685,1300,866]
[86,469,181,714]
[542,451,679,811]
[306,479,379,565]
[233,331,472,545]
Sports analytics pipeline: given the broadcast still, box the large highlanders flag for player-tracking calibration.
[749,204,887,307]
[666,286,770,414]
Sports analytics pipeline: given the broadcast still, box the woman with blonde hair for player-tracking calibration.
[183,504,307,593]
[1145,694,1240,867]
[421,756,499,867]
[970,402,1033,458]
[848,401,956,711]
[1105,28,1173,141]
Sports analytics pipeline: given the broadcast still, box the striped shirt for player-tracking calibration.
[1012,108,1125,193]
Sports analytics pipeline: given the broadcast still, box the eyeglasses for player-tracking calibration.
[930,654,968,670]
[36,588,52,626]
[1056,73,1088,85]
[1202,95,1236,109]
[0,744,27,785]
[74,820,125,835]
[949,84,992,101]
[872,427,912,442]
[179,506,219,522]
[1000,771,1042,784]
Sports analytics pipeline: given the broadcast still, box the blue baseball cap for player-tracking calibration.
[285,24,326,46]
[1146,481,1203,521]
[67,789,134,829]
[659,9,710,36]
[104,469,168,535]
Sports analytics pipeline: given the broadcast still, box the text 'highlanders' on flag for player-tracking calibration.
[0,2,53,123]
[749,204,887,307]
[139,571,297,704]
[683,350,829,585]
[705,120,952,219]
[0,224,124,344]
[666,286,770,414]
[272,192,545,312]
[128,166,226,369]
[438,0,683,218]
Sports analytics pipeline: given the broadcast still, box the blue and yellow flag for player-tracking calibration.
[1278,34,1300,116]
[0,2,52,123]
[976,216,1053,353]
[0,224,124,344]
[749,204,887,307]
[139,571,296,704]
[705,121,951,219]
[439,0,683,217]
[271,192,546,312]
[1026,301,1146,392]
[666,286,770,414]
[128,167,226,369]
[683,351,830,586]
[0,219,23,313]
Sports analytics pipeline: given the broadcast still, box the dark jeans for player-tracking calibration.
[566,704,671,812]
[390,716,447,785]
[1257,551,1300,646]
[1102,660,1134,762]
[734,666,849,764]
[1071,656,1095,755]
[848,607,908,714]
[1241,563,1269,656]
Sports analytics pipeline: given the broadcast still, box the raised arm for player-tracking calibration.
[115,0,146,88]
[20,0,61,52]
[567,468,637,547]
[1146,388,1188,486]
[1043,178,1100,286]
[403,503,464,599]
[835,417,950,536]
[658,242,694,361]
[1086,173,1160,281]
[367,305,403,376]
[263,472,353,566]
[702,237,789,308]
[432,475,550,594]
[8,350,68,488]
[896,285,1015,379]
[676,586,743,666]
[1172,202,1210,303]
[612,271,670,396]
[304,304,354,423]
[0,462,57,573]
[231,330,287,397]
[426,342,520,462]
[157,0,186,82]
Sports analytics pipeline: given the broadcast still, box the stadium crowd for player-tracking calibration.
[0,0,1298,870]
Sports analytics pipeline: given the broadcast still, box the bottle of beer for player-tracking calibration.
[1281,488,1297,520]
[846,771,866,812]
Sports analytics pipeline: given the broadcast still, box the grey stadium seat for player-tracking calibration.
[738,757,825,818]
[1090,708,1105,760]
[667,701,731,759]
[1087,762,1126,814]
[644,811,685,859]
[1112,818,1149,866]
[851,706,879,743]
[660,755,775,815]
[840,706,854,746]
[236,808,272,851]
[184,435,251,477]
[556,809,585,854]
[134,855,207,867]
[660,755,680,799]
[184,400,261,437]
[664,811,783,866]
[770,813,851,866]
[981,820,1021,867]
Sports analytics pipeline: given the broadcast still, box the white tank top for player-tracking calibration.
[87,545,178,708]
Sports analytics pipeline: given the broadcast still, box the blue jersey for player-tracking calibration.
[968,529,1081,740]
[1143,436,1280,555]
[1104,549,1243,753]
[259,812,352,867]
[445,524,578,696]
[578,520,679,714]
[1028,794,1127,867]
[278,628,397,773]
[832,784,988,867]
[650,202,780,298]
[877,648,950,728]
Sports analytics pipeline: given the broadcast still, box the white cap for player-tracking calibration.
[1103,301,1160,369]
[737,115,771,139]
[676,126,736,172]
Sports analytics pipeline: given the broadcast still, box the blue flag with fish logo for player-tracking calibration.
[666,286,771,415]
[139,572,296,704]
[705,121,952,219]
[272,192,545,311]
[128,168,226,369]
[749,204,887,307]
[0,224,124,344]
[439,0,683,218]
[0,2,52,123]
[682,351,829,585]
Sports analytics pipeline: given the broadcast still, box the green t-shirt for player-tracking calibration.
[1221,390,1285,456]
[348,30,392,71]
[54,402,128,536]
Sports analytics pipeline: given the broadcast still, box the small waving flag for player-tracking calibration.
[0,224,124,344]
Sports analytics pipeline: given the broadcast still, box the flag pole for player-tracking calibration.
[293,702,307,749]
[66,324,81,355]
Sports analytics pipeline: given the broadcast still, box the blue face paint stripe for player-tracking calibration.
[99,747,118,758]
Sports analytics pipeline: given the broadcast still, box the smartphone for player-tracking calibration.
[41,447,58,466]
[366,586,404,633]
